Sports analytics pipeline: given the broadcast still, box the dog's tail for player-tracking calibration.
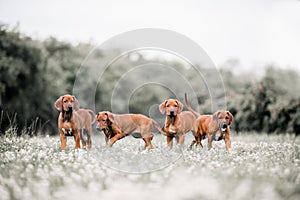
[184,93,201,118]
[87,109,97,124]
[152,120,167,136]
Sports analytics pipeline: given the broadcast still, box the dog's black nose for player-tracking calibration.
[222,123,227,129]
[170,110,175,115]
[67,105,73,111]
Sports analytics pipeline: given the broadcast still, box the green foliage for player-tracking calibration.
[0,25,43,134]
[223,66,300,135]
[0,25,90,135]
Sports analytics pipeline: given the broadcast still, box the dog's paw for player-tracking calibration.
[106,141,113,148]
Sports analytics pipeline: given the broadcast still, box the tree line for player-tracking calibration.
[0,25,299,135]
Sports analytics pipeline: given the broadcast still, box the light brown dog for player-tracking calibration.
[54,94,81,150]
[96,111,164,149]
[185,94,234,150]
[76,109,96,149]
[159,99,197,148]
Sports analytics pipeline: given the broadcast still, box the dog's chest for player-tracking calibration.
[165,116,179,134]
[62,122,72,130]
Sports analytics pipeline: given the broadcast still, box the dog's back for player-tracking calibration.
[198,115,212,135]
[77,109,95,129]
[179,111,198,133]
[113,114,152,134]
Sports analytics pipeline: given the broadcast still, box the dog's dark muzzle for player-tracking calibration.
[169,110,175,116]
[67,105,73,112]
[220,123,228,132]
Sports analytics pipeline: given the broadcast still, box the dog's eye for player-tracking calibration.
[102,119,106,122]
[226,116,229,119]
[166,105,170,107]
[63,100,67,103]
[174,105,178,107]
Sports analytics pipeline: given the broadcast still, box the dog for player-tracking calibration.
[185,94,234,150]
[54,94,81,150]
[76,109,96,149]
[96,111,164,149]
[159,99,197,148]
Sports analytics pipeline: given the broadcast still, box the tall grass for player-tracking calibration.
[0,129,299,200]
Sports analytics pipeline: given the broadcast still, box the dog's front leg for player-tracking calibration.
[109,133,125,146]
[189,139,196,149]
[60,131,67,150]
[104,135,109,146]
[224,132,231,151]
[207,133,213,150]
[167,136,173,148]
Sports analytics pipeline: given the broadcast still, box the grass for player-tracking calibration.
[0,130,299,200]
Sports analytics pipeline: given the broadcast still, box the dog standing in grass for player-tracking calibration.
[159,99,197,148]
[54,94,81,150]
[185,94,234,150]
[77,109,96,149]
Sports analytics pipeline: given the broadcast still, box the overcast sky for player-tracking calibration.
[0,0,299,73]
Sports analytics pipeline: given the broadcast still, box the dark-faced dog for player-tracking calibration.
[185,94,234,150]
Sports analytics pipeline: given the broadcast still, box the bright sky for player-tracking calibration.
[0,0,300,73]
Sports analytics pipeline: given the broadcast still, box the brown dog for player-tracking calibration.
[185,94,234,150]
[76,109,96,149]
[159,99,197,148]
[54,94,81,150]
[96,111,164,149]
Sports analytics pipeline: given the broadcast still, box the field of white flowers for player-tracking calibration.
[0,129,299,200]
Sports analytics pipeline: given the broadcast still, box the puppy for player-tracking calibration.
[96,111,163,149]
[76,109,96,149]
[159,99,197,148]
[54,94,81,150]
[185,94,234,150]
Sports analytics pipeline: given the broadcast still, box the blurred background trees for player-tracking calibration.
[1,25,300,135]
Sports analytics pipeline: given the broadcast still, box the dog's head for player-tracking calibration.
[212,110,233,140]
[96,111,114,130]
[54,95,80,112]
[159,99,183,116]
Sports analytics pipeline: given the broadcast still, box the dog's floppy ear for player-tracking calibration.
[105,112,114,123]
[159,100,168,114]
[54,96,64,111]
[72,96,80,110]
[227,111,234,125]
[212,111,221,122]
[210,111,221,131]
[95,112,100,121]
[175,99,183,114]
